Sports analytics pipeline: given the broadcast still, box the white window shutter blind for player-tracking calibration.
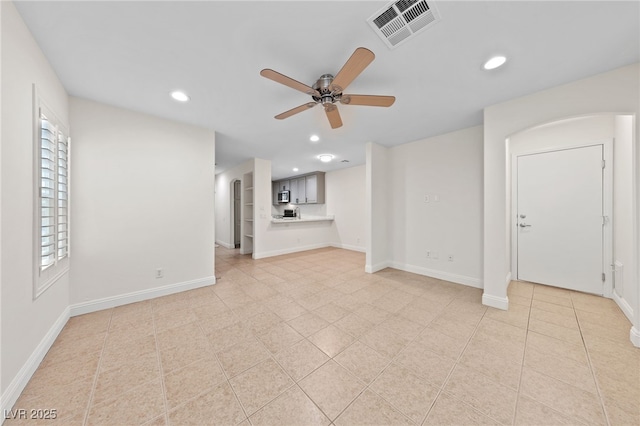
[40,114,57,270]
[57,129,69,260]
[35,103,70,297]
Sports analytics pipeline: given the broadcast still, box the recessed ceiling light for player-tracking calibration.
[318,154,334,163]
[170,90,190,102]
[293,167,299,172]
[483,56,507,70]
[310,134,320,142]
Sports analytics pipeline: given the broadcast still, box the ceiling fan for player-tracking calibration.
[260,47,395,129]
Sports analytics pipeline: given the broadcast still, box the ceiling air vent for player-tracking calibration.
[367,0,440,49]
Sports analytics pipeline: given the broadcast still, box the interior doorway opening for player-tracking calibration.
[506,114,635,320]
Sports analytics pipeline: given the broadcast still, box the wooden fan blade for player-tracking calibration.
[275,102,317,120]
[340,94,395,107]
[324,105,343,129]
[260,69,319,96]
[330,47,375,92]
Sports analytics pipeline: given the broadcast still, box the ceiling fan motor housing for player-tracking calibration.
[313,74,341,107]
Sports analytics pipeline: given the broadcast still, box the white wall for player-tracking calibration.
[215,159,253,249]
[387,126,484,287]
[366,142,390,272]
[483,63,638,338]
[614,116,635,318]
[1,0,70,406]
[326,165,366,252]
[69,97,216,305]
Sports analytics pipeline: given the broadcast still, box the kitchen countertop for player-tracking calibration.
[271,215,334,223]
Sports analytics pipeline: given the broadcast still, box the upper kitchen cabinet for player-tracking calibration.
[273,180,291,205]
[290,177,306,204]
[305,173,324,204]
[272,171,325,205]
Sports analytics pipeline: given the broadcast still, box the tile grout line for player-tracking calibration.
[511,283,535,425]
[82,308,114,426]
[151,303,171,425]
[572,295,612,426]
[517,286,601,426]
[431,297,511,426]
[207,270,261,424]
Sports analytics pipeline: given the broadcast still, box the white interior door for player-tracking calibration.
[517,145,604,294]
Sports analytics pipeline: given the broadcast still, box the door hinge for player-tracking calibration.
[602,160,606,169]
[602,272,606,282]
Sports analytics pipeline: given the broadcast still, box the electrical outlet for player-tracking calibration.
[156,268,164,278]
[424,195,430,203]
[426,251,431,259]
[448,255,454,262]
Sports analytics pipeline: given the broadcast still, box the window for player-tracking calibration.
[34,97,70,298]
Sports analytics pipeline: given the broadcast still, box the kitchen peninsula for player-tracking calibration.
[271,215,334,223]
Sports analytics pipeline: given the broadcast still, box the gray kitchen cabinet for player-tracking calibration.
[290,177,306,204]
[305,172,325,204]
[305,174,317,203]
[272,180,291,205]
[272,172,324,205]
[272,181,279,205]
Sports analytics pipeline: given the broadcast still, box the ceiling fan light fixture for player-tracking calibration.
[318,154,334,163]
[483,56,507,70]
[170,90,190,102]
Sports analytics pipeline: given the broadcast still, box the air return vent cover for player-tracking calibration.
[367,0,440,49]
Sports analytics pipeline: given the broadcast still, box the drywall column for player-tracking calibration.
[326,165,366,252]
[252,158,272,259]
[634,111,640,347]
[365,142,389,273]
[483,64,639,330]
[613,116,636,321]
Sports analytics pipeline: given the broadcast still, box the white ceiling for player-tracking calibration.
[15,1,640,180]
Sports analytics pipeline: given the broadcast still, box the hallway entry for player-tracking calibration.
[516,145,605,294]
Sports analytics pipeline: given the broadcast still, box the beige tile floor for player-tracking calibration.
[7,247,639,425]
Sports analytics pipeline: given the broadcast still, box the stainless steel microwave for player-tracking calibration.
[277,190,290,203]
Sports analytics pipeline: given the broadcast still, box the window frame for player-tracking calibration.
[32,87,70,299]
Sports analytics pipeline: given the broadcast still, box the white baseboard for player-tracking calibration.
[365,261,390,274]
[611,292,634,324]
[388,262,483,289]
[215,240,234,249]
[0,306,70,420]
[70,276,216,317]
[630,326,640,348]
[482,293,509,310]
[330,243,366,253]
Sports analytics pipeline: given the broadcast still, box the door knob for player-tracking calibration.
[519,223,532,228]
[519,214,526,219]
